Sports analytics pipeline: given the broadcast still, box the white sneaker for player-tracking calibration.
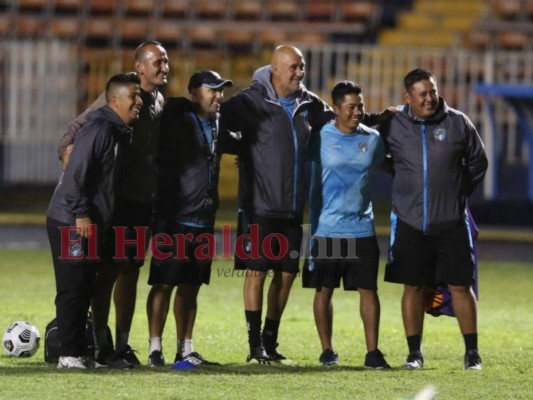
[57,356,87,369]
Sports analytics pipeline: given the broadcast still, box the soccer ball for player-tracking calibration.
[3,321,41,357]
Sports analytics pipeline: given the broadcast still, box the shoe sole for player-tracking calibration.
[246,358,272,365]
[403,363,423,370]
[465,364,482,370]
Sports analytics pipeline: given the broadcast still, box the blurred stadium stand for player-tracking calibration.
[0,0,533,209]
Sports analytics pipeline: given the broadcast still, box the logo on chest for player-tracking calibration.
[359,142,368,153]
[433,128,447,142]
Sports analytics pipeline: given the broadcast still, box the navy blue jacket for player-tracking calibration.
[379,98,488,234]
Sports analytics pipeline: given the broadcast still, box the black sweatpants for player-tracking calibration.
[47,217,99,357]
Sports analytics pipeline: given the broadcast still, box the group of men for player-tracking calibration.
[46,41,487,371]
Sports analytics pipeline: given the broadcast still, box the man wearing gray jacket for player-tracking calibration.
[379,68,488,371]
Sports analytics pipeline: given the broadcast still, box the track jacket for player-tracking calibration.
[379,98,488,235]
[220,65,333,219]
[155,97,237,227]
[58,87,163,203]
[47,106,132,227]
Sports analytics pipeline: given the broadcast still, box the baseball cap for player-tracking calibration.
[188,69,233,93]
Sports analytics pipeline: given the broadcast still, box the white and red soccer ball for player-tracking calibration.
[3,321,40,357]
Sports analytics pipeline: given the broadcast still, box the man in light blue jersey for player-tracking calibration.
[303,81,390,368]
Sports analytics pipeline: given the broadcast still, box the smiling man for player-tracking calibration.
[220,45,334,364]
[379,68,488,371]
[146,69,234,368]
[303,81,390,369]
[47,73,142,369]
[57,41,169,368]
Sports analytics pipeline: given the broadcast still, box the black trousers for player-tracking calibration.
[47,217,99,357]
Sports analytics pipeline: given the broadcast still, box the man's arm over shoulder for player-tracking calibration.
[58,92,107,166]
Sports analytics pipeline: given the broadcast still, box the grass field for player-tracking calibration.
[0,249,531,399]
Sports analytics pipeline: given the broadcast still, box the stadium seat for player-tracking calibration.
[86,17,115,45]
[223,28,256,53]
[50,16,80,39]
[161,0,191,18]
[339,1,377,22]
[258,30,289,48]
[119,17,150,46]
[88,0,119,15]
[233,0,264,21]
[18,0,47,12]
[196,0,227,19]
[497,31,529,50]
[154,19,183,46]
[52,0,84,14]
[124,0,154,17]
[187,24,219,49]
[305,1,338,22]
[493,0,522,21]
[15,15,46,37]
[268,1,301,21]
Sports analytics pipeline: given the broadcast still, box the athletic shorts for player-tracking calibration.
[302,236,380,291]
[101,198,152,267]
[148,222,213,286]
[385,216,475,286]
[234,212,302,274]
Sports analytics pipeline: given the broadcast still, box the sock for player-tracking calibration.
[463,333,478,352]
[94,329,110,350]
[262,317,280,350]
[407,335,422,354]
[115,331,130,353]
[178,339,194,357]
[245,310,262,350]
[149,337,162,354]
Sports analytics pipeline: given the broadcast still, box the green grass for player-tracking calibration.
[0,249,531,399]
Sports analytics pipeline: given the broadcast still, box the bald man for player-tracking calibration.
[48,73,142,369]
[57,41,169,367]
[221,45,334,363]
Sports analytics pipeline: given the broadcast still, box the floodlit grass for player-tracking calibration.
[0,249,531,399]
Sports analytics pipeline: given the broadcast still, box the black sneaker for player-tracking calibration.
[364,349,391,369]
[403,350,424,370]
[246,345,271,364]
[116,345,141,367]
[319,348,339,366]
[175,351,221,366]
[95,345,132,370]
[148,350,166,367]
[464,349,482,370]
[264,343,287,362]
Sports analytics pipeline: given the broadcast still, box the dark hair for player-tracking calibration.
[135,40,163,62]
[403,68,435,92]
[105,72,140,102]
[331,80,362,106]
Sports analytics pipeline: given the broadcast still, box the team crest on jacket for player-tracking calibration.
[359,142,368,152]
[433,128,447,141]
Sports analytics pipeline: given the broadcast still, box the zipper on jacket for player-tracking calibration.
[290,114,298,212]
[421,123,428,233]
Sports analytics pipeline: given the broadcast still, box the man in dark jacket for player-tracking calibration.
[220,45,334,363]
[47,73,142,369]
[146,70,234,367]
[57,41,169,366]
[379,68,488,371]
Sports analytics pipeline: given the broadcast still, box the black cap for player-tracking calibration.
[187,69,233,93]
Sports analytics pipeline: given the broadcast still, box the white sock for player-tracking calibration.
[116,331,130,352]
[149,337,162,354]
[178,339,194,357]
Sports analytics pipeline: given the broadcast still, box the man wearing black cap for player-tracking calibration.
[146,69,235,367]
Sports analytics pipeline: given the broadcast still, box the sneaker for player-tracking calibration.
[57,356,87,369]
[246,345,272,364]
[319,348,339,366]
[264,343,287,362]
[403,350,424,370]
[364,349,391,369]
[116,345,141,367]
[95,345,133,370]
[148,350,166,367]
[175,351,221,366]
[464,349,482,370]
